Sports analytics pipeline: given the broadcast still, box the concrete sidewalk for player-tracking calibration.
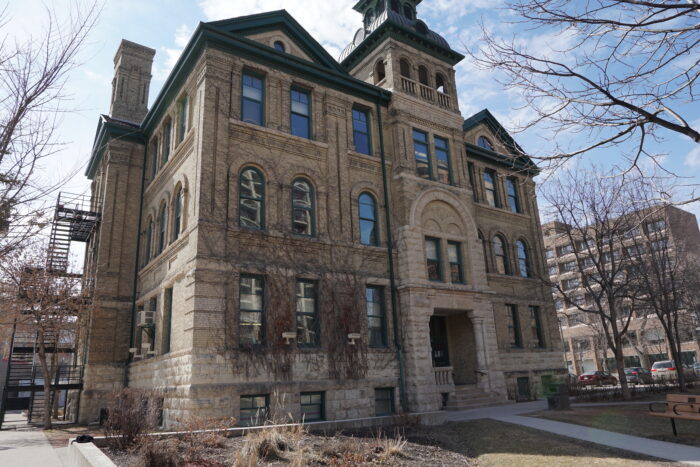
[0,428,66,467]
[447,400,700,465]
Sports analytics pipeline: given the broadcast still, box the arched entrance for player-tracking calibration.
[430,310,479,385]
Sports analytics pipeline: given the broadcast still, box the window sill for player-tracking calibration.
[230,118,330,149]
[475,202,530,218]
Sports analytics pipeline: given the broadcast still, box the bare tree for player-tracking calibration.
[0,2,100,257]
[471,1,699,178]
[543,167,640,399]
[0,243,90,429]
[622,192,700,390]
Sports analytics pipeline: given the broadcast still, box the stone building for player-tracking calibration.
[78,1,564,426]
[543,206,700,375]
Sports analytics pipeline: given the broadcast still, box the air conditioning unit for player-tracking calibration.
[138,310,155,327]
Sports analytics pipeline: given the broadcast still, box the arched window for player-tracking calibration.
[292,178,315,236]
[390,0,400,12]
[493,235,510,275]
[478,136,494,151]
[418,65,429,85]
[374,60,386,83]
[274,41,285,52]
[403,3,413,19]
[399,58,411,78]
[516,240,530,278]
[239,167,265,230]
[158,203,168,254]
[172,187,183,241]
[436,74,447,94]
[479,231,489,273]
[150,138,158,182]
[483,169,499,207]
[144,218,153,265]
[359,193,379,246]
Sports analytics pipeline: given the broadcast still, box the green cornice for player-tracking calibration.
[463,108,524,155]
[465,142,539,176]
[85,118,145,179]
[340,20,464,70]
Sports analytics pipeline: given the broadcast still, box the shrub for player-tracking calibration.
[137,438,182,467]
[102,388,161,450]
[175,415,236,463]
[233,423,305,466]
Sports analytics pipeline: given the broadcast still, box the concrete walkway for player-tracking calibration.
[448,400,700,465]
[0,428,66,467]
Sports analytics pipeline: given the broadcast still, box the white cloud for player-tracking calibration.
[197,0,359,59]
[174,24,192,48]
[154,24,194,81]
[686,146,700,168]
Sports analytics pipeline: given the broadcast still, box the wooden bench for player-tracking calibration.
[649,394,700,436]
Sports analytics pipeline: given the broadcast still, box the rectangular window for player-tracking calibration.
[300,392,324,422]
[366,286,387,348]
[651,238,668,251]
[545,248,554,259]
[506,304,522,348]
[483,169,498,207]
[352,108,371,155]
[434,136,452,184]
[562,278,580,290]
[177,95,188,144]
[413,129,431,179]
[506,177,520,213]
[163,121,172,164]
[557,244,574,255]
[646,219,666,233]
[467,162,478,201]
[548,265,558,276]
[447,241,464,283]
[529,305,544,348]
[425,237,442,281]
[290,88,311,139]
[150,139,158,182]
[147,297,157,354]
[242,72,264,125]
[374,388,394,416]
[240,275,264,346]
[240,394,269,427]
[163,288,173,354]
[296,280,318,347]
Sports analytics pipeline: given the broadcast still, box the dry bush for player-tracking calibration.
[137,438,182,467]
[374,430,407,459]
[233,423,305,466]
[176,415,236,463]
[102,388,161,450]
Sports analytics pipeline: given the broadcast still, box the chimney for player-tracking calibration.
[109,39,156,123]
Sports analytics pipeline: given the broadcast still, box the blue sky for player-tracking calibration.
[6,0,700,221]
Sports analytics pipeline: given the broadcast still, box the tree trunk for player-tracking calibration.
[36,332,53,429]
[613,345,631,400]
[669,342,686,392]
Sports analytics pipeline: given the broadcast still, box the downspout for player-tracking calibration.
[124,145,149,387]
[376,99,407,412]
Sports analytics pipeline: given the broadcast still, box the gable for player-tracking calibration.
[207,10,347,74]
[245,30,314,62]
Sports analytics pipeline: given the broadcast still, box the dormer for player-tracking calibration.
[340,0,464,113]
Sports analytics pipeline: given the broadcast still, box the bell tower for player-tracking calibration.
[339,0,464,113]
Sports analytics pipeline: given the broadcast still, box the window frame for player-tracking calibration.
[296,279,319,348]
[434,135,453,185]
[162,120,172,165]
[413,129,432,180]
[144,219,153,266]
[172,188,183,241]
[291,178,316,237]
[506,177,521,213]
[239,274,265,347]
[447,240,464,284]
[300,392,325,422]
[467,162,478,201]
[507,304,523,349]
[239,394,269,427]
[150,138,159,182]
[516,240,530,278]
[366,285,387,348]
[239,167,266,230]
[374,388,394,416]
[425,236,443,282]
[158,203,168,254]
[273,41,285,52]
[493,235,510,275]
[352,107,372,155]
[483,169,499,207]
[358,192,379,246]
[290,87,312,139]
[477,136,494,151]
[530,305,545,348]
[177,95,188,145]
[241,71,265,126]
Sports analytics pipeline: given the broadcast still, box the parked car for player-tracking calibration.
[578,371,618,386]
[651,360,679,380]
[692,362,700,376]
[624,367,652,384]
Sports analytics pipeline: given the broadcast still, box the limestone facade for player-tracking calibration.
[79,4,564,426]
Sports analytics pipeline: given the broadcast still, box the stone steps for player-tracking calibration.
[444,384,512,411]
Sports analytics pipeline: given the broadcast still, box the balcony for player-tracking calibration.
[400,76,453,110]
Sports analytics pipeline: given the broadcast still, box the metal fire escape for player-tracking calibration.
[0,192,100,429]
[46,192,100,274]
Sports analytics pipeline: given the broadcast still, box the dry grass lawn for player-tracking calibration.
[531,403,700,448]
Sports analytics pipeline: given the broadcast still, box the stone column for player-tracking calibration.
[471,317,492,392]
